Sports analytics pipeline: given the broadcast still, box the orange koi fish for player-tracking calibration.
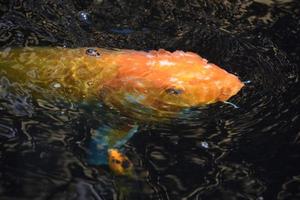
[0,47,244,175]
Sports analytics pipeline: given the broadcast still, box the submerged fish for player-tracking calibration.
[0,47,244,175]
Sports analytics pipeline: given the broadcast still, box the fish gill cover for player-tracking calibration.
[0,0,299,200]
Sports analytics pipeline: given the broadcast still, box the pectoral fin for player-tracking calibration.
[87,124,138,175]
[108,148,133,176]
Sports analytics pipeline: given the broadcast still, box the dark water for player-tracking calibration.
[0,0,299,199]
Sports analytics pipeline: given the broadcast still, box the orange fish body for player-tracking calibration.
[0,47,244,175]
[0,47,243,114]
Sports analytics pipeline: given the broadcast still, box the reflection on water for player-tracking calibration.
[0,0,299,199]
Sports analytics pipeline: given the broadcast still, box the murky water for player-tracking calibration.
[0,0,299,199]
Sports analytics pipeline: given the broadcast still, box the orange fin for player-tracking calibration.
[108,148,133,176]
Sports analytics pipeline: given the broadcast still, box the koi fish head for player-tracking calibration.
[100,49,244,118]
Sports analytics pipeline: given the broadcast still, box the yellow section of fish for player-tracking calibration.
[108,149,133,176]
[0,47,244,175]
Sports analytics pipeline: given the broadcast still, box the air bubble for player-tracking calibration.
[201,141,209,149]
[78,11,92,25]
[52,83,61,88]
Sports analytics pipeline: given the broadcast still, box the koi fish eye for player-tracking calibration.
[86,48,100,57]
[165,88,184,95]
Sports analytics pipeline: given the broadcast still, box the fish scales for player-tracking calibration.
[0,47,244,112]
